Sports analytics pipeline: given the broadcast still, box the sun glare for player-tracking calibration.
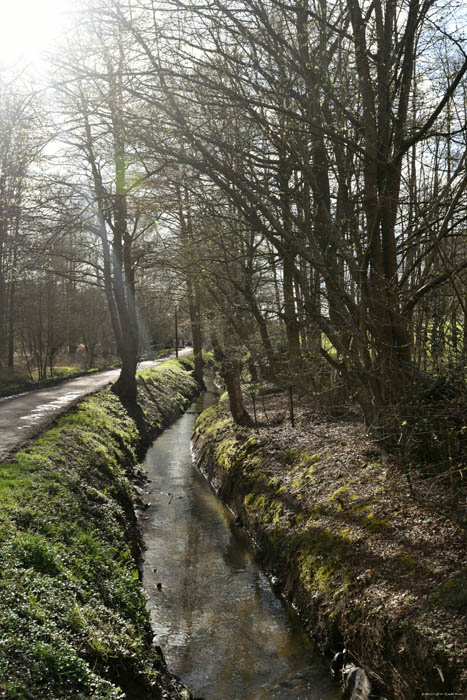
[0,0,75,69]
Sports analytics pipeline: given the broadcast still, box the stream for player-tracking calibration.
[140,382,340,700]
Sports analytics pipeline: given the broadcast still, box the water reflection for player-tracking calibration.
[141,385,339,700]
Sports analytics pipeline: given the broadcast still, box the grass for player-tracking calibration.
[0,365,112,396]
[0,358,198,699]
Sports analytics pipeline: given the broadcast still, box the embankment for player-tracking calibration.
[193,397,466,699]
[0,358,198,700]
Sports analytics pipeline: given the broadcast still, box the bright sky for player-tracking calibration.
[0,0,75,69]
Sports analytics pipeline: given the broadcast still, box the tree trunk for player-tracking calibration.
[211,331,252,426]
[248,296,276,375]
[283,256,301,364]
[113,351,138,404]
[223,359,252,426]
[0,218,6,368]
[7,278,16,370]
[110,89,138,404]
[188,280,205,389]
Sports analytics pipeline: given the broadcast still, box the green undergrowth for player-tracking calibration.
[0,359,197,700]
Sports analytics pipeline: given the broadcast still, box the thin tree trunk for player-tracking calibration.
[283,256,301,364]
[188,280,205,389]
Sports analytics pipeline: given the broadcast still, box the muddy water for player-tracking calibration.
[140,385,340,700]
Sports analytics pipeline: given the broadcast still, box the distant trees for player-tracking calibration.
[0,74,42,371]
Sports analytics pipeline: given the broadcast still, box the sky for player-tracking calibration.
[0,0,75,71]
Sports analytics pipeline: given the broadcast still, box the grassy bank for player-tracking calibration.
[0,358,198,700]
[193,396,466,699]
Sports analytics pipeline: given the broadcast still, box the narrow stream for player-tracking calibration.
[140,383,340,700]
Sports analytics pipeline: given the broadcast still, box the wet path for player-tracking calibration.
[0,350,190,460]
[140,385,340,700]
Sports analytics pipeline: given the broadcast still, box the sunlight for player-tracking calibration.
[0,0,74,68]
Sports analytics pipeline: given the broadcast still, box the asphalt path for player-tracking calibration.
[0,349,191,461]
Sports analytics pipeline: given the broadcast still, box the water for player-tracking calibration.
[140,383,340,700]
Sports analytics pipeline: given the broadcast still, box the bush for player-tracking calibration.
[394,367,466,513]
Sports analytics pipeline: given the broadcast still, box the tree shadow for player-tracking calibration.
[230,466,445,604]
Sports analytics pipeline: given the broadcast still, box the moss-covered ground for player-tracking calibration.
[193,395,466,700]
[0,358,198,700]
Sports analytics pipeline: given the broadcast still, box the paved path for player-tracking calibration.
[0,350,191,461]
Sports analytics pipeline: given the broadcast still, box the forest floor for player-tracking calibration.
[194,388,466,699]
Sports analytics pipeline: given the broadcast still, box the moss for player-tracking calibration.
[275,451,321,494]
[250,453,263,466]
[244,493,283,524]
[194,404,230,438]
[292,453,321,472]
[356,505,390,531]
[215,438,238,472]
[287,527,352,598]
[328,484,351,503]
[362,515,390,531]
[289,466,316,492]
[397,554,418,570]
[430,571,467,613]
[283,449,302,466]
[352,503,373,516]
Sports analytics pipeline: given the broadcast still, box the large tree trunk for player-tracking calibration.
[223,359,252,426]
[80,64,139,405]
[113,350,138,404]
[109,91,138,404]
[110,235,138,404]
[96,207,138,405]
[249,297,276,376]
[278,144,301,367]
[345,0,416,416]
[211,331,252,426]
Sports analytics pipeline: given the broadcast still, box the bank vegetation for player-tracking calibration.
[0,358,197,700]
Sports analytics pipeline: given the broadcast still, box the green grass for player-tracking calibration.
[0,365,107,395]
[0,358,197,699]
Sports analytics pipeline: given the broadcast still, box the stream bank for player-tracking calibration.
[139,380,340,700]
[193,395,466,700]
[0,358,198,700]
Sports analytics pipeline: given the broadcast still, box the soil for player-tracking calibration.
[193,389,467,700]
